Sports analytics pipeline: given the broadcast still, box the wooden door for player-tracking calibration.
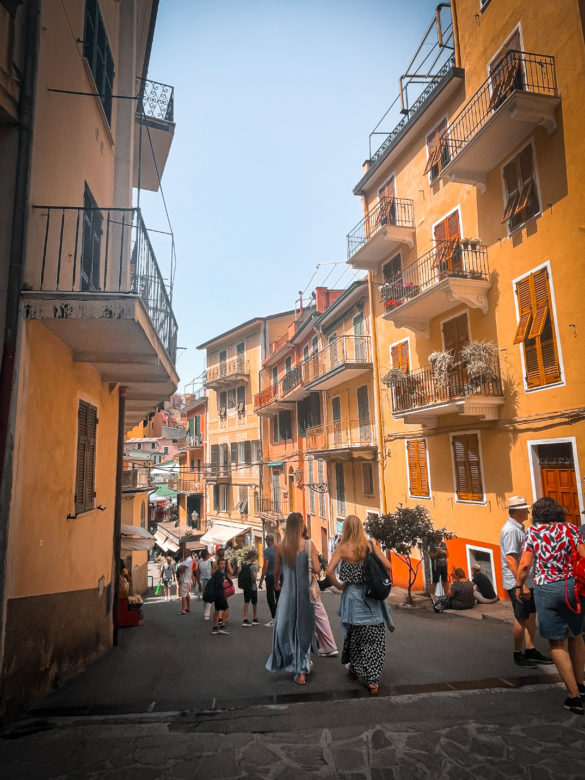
[541,466,580,524]
[442,314,470,361]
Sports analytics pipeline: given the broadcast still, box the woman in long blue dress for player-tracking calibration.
[325,514,394,695]
[266,512,319,685]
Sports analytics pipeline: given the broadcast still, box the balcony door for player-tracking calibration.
[81,185,102,291]
[489,29,523,110]
[377,175,396,226]
[328,333,340,370]
[442,314,470,397]
[331,395,342,445]
[433,210,461,278]
[353,313,367,361]
[357,385,370,442]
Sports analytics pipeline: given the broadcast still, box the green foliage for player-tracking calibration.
[365,504,456,602]
[225,544,257,570]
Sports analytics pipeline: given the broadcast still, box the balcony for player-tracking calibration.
[389,361,505,428]
[175,477,204,494]
[23,206,178,427]
[305,418,377,461]
[122,468,150,490]
[207,463,231,483]
[182,434,203,449]
[439,51,560,190]
[304,335,372,391]
[256,495,289,523]
[281,362,311,401]
[134,78,176,192]
[380,241,491,338]
[205,357,250,389]
[253,382,294,416]
[347,197,415,270]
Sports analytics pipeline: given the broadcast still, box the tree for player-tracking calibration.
[365,504,455,604]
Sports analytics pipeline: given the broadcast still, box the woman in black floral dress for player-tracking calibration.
[326,515,394,694]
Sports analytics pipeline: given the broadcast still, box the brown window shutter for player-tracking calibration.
[391,344,399,366]
[452,436,470,499]
[408,439,429,497]
[434,211,460,270]
[452,434,483,501]
[75,400,97,514]
[466,434,484,500]
[527,269,550,339]
[424,119,448,176]
[502,158,521,222]
[392,341,410,373]
[442,314,469,360]
[513,277,533,343]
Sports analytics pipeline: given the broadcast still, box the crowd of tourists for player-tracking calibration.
[158,495,585,713]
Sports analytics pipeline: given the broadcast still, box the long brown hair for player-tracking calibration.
[340,514,368,560]
[281,512,305,568]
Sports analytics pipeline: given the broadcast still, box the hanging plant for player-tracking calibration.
[428,349,454,390]
[460,340,499,387]
[382,367,408,388]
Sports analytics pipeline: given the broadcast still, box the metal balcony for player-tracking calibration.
[134,78,176,192]
[389,360,505,428]
[175,478,204,494]
[256,495,289,523]
[253,383,292,416]
[380,241,491,338]
[207,463,232,483]
[205,358,250,389]
[439,51,560,190]
[305,418,377,461]
[304,336,372,391]
[347,197,415,270]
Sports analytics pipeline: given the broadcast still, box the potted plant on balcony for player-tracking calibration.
[428,349,454,391]
[460,340,499,391]
[381,367,408,388]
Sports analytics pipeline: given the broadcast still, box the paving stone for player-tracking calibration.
[506,745,547,766]
[370,746,398,768]
[525,768,554,780]
[195,753,240,778]
[440,739,478,767]
[329,747,365,771]
[523,725,569,744]
[469,737,506,759]
[238,741,281,768]
[371,727,391,750]
[278,745,328,771]
[491,760,527,777]
[372,769,396,780]
[441,726,472,747]
[404,730,441,753]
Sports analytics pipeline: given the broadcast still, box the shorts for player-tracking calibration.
[506,587,536,621]
[533,578,585,640]
[179,581,191,598]
[243,587,258,605]
[214,594,229,612]
[432,565,448,584]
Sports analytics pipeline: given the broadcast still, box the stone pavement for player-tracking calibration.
[2,683,585,778]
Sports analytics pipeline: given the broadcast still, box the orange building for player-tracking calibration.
[346,0,585,595]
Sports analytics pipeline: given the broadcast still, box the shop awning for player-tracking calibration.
[154,529,180,553]
[199,521,252,547]
[120,524,155,553]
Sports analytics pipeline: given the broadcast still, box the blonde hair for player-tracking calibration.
[340,514,368,560]
[281,512,305,568]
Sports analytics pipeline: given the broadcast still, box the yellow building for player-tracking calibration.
[198,312,294,555]
[0,0,177,713]
[346,0,585,594]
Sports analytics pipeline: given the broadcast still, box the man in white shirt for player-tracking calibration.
[500,496,552,667]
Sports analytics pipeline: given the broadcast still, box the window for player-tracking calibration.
[391,340,410,373]
[285,356,292,374]
[513,267,561,388]
[502,145,539,231]
[303,345,309,361]
[452,433,484,501]
[213,484,220,511]
[298,392,321,437]
[357,385,370,441]
[230,442,238,464]
[83,0,114,123]
[489,29,523,110]
[251,439,261,463]
[236,342,245,356]
[335,462,346,517]
[236,385,246,413]
[227,388,237,409]
[75,400,97,514]
[194,416,201,436]
[383,253,402,283]
[236,485,248,515]
[219,350,227,364]
[219,391,227,417]
[273,410,292,442]
[406,439,430,498]
[362,462,374,496]
[424,118,450,180]
[243,440,252,464]
[140,501,146,528]
[317,460,326,517]
[308,457,315,514]
[81,184,102,291]
[210,444,220,474]
[377,175,396,224]
[188,418,194,435]
[219,484,228,512]
[442,313,469,362]
[151,443,156,450]
[137,443,141,450]
[433,210,461,276]
[312,335,318,354]
[190,459,195,472]
[163,446,168,455]
[272,366,278,386]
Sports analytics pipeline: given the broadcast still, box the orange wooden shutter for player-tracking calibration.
[502,158,520,222]
[489,29,521,108]
[434,211,460,268]
[452,434,483,501]
[424,119,447,176]
[392,340,410,372]
[527,268,549,339]
[513,277,533,343]
[407,439,429,497]
[442,314,469,360]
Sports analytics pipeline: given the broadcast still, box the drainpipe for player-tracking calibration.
[449,0,462,69]
[0,0,41,685]
[112,386,126,646]
[366,271,387,517]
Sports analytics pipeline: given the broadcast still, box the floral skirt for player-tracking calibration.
[341,623,385,685]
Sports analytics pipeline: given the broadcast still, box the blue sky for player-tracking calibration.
[141,0,446,388]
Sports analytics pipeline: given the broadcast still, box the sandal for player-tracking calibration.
[293,674,306,685]
[368,684,379,696]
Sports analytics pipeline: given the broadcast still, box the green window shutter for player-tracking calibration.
[188,418,194,435]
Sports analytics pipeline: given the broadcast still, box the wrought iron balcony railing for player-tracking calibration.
[254,383,279,411]
[439,51,557,165]
[185,434,203,448]
[176,478,203,493]
[305,418,376,451]
[205,357,250,386]
[256,495,289,518]
[137,78,175,123]
[208,463,232,479]
[281,363,303,396]
[31,206,177,362]
[122,468,150,490]
[379,241,489,308]
[305,335,372,384]
[390,360,503,414]
[347,196,415,261]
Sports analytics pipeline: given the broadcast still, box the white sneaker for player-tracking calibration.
[204,615,210,620]
[265,619,274,627]
[319,650,339,657]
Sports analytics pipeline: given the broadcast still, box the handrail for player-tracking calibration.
[347,196,414,261]
[391,359,503,413]
[379,241,489,307]
[206,357,250,384]
[137,77,175,123]
[440,50,557,163]
[305,417,376,449]
[281,363,303,396]
[254,383,278,410]
[306,335,372,383]
[30,205,177,362]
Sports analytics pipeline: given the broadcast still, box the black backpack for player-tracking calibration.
[202,577,215,604]
[364,544,392,600]
[238,563,254,590]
